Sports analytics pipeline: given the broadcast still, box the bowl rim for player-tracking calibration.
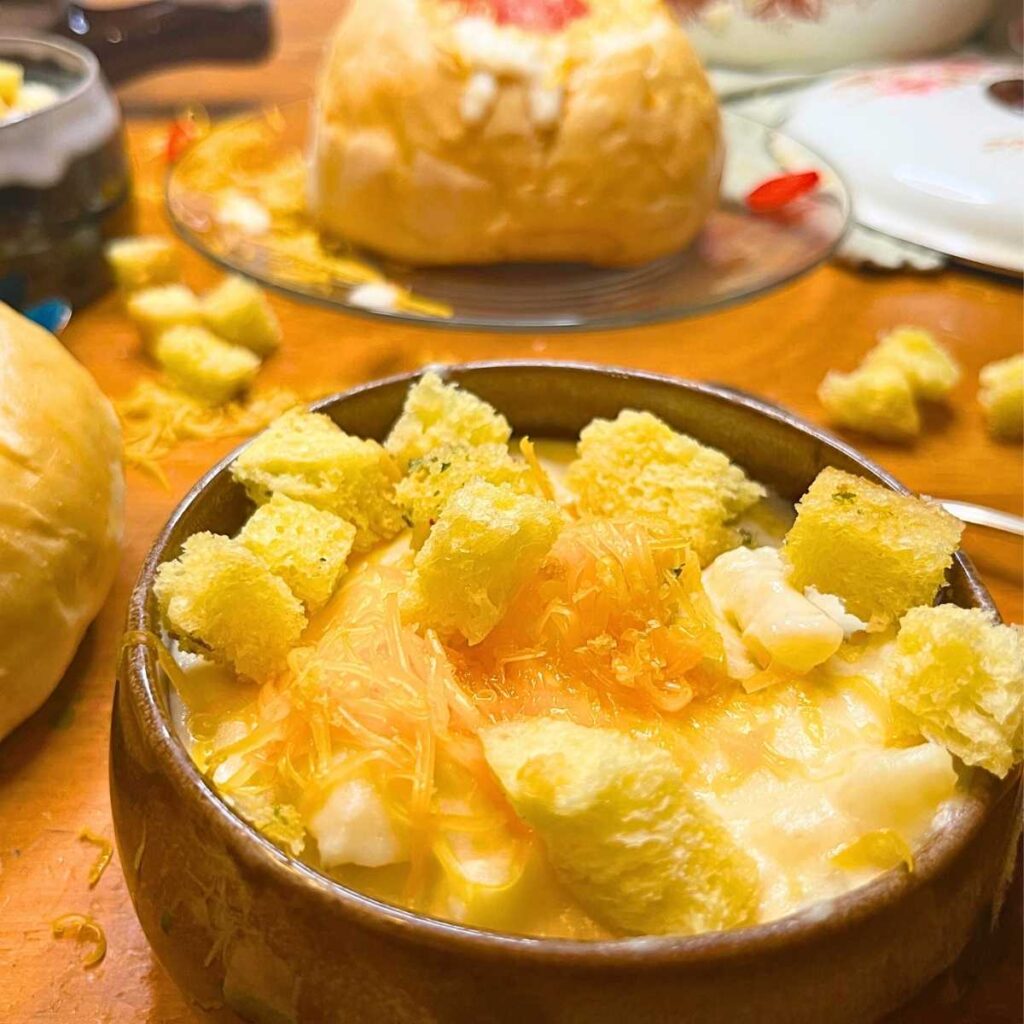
[0,32,100,128]
[120,359,1015,968]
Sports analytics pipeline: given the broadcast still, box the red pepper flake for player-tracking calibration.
[463,0,590,31]
[745,170,821,213]
[165,105,210,165]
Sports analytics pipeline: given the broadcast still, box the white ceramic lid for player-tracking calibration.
[785,59,1023,274]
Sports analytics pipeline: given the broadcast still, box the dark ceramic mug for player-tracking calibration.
[0,0,273,84]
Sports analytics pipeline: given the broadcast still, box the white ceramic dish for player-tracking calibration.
[785,59,1023,275]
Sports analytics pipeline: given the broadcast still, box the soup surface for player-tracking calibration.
[168,440,966,939]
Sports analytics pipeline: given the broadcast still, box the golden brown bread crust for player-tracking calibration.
[309,0,722,266]
[0,303,123,740]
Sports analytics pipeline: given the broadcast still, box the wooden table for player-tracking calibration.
[2,96,1022,1023]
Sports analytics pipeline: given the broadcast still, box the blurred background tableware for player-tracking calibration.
[0,0,273,84]
[167,105,850,330]
[784,59,1024,276]
[0,34,132,307]
[681,0,999,73]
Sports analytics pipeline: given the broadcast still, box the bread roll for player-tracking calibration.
[0,303,123,740]
[310,0,722,266]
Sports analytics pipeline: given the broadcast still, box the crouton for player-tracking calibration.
[887,605,1023,777]
[566,410,764,565]
[154,532,307,681]
[783,467,963,625]
[863,326,961,401]
[403,480,562,644]
[394,443,534,546]
[105,236,181,293]
[978,354,1023,442]
[238,493,356,613]
[818,364,920,442]
[231,409,403,552]
[126,284,202,351]
[386,372,511,469]
[202,275,282,356]
[154,325,260,405]
[480,718,760,936]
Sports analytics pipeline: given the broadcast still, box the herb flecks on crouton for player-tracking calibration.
[154,532,307,681]
[386,372,511,470]
[566,410,764,565]
[154,325,260,405]
[402,479,562,644]
[783,467,963,625]
[238,493,356,612]
[395,442,535,546]
[888,605,1023,777]
[231,409,403,552]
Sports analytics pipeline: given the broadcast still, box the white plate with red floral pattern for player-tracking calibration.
[785,58,1023,275]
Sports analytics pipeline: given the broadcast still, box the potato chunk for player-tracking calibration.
[783,468,963,625]
[702,546,846,675]
[395,443,534,545]
[126,284,202,352]
[818,364,920,442]
[231,409,403,552]
[106,236,181,293]
[887,605,1023,777]
[862,326,961,401]
[978,354,1023,442]
[481,718,760,936]
[202,275,282,356]
[154,532,307,681]
[385,372,511,470]
[403,480,562,644]
[238,493,356,612]
[566,410,764,565]
[154,325,260,405]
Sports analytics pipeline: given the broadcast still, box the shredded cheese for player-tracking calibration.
[51,913,107,968]
[78,830,113,889]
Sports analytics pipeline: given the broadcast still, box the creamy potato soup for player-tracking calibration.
[154,374,1021,940]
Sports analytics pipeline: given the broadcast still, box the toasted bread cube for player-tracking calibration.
[783,467,963,624]
[818,364,920,442]
[863,326,961,401]
[385,372,511,470]
[154,325,260,405]
[403,480,562,644]
[106,236,182,293]
[978,354,1023,442]
[481,718,760,936]
[12,81,59,114]
[889,606,1023,777]
[154,532,307,681]
[238,493,356,612]
[395,443,534,546]
[0,61,23,107]
[566,410,764,565]
[231,409,403,552]
[202,275,282,356]
[126,284,202,351]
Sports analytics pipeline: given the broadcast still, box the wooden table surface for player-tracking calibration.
[2,36,1023,1023]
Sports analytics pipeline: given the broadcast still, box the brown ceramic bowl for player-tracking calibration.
[112,362,1022,1024]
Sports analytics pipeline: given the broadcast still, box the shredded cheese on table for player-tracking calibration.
[78,830,113,889]
[51,913,107,968]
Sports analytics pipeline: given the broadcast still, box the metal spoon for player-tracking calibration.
[938,500,1024,538]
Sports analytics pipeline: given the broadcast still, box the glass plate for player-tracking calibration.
[166,101,850,332]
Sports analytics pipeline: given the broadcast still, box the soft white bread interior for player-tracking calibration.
[310,0,722,266]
